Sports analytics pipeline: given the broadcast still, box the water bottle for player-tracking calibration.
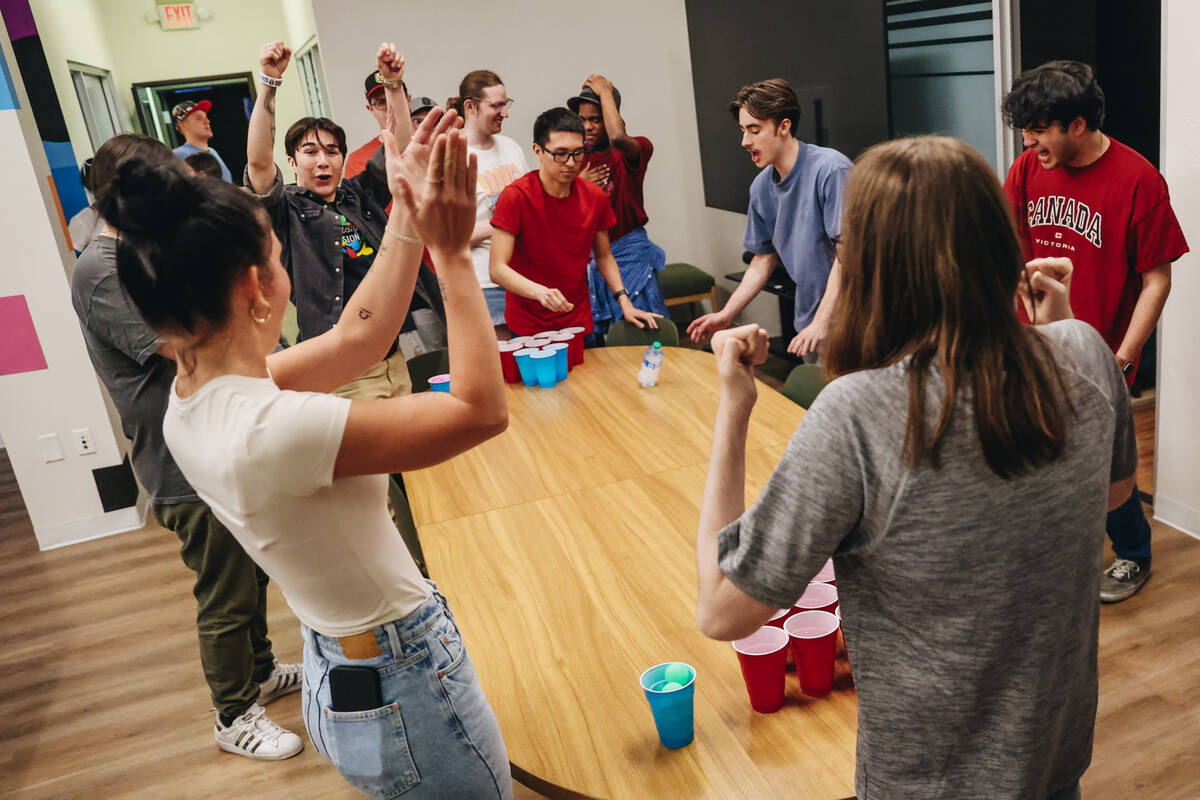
[638,341,664,388]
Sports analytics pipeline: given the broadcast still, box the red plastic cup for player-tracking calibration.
[498,340,523,384]
[784,611,840,697]
[764,608,791,629]
[547,332,576,371]
[794,582,838,615]
[812,559,836,585]
[508,336,538,348]
[560,326,586,367]
[731,626,789,713]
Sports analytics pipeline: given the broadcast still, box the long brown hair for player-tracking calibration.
[823,136,1073,478]
[447,70,503,118]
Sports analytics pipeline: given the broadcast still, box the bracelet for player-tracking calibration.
[259,73,283,88]
[380,77,403,90]
[384,228,421,244]
[613,288,628,301]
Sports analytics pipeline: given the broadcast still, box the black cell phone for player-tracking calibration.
[328,665,383,712]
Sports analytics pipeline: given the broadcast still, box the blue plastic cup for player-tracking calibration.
[543,342,569,380]
[639,662,696,749]
[428,374,450,393]
[529,350,557,388]
[513,348,540,387]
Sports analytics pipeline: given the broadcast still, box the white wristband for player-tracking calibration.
[259,73,283,88]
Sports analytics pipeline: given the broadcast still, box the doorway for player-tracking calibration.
[132,73,255,181]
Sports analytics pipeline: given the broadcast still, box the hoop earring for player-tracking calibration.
[250,301,272,324]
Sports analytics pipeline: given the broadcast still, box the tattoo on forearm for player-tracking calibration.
[358,307,373,320]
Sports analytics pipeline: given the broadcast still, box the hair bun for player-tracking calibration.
[98,158,199,236]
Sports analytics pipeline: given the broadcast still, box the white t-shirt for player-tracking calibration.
[163,374,430,636]
[470,134,529,288]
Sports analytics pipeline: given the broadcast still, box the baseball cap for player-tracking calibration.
[171,99,212,123]
[365,70,408,99]
[409,96,435,115]
[566,85,620,114]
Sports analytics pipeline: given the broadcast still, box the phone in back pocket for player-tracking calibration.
[328,665,383,712]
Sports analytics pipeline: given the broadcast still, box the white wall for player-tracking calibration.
[0,26,145,549]
[311,0,781,332]
[1156,0,1200,539]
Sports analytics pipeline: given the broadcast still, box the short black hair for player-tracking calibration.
[1001,60,1106,131]
[533,107,584,148]
[184,151,223,179]
[284,117,347,158]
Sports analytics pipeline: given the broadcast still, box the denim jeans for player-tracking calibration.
[302,584,512,799]
[1106,483,1152,562]
[483,286,507,326]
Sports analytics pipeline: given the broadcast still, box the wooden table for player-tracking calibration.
[407,347,858,800]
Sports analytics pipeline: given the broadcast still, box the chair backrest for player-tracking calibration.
[781,363,827,409]
[406,349,450,393]
[605,318,680,348]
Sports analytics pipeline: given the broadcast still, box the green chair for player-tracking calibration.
[659,262,717,318]
[605,318,680,348]
[781,363,827,409]
[406,349,450,393]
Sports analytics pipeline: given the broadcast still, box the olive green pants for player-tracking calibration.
[154,502,275,719]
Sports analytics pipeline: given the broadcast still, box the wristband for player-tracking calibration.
[613,288,628,301]
[380,77,403,90]
[259,73,283,88]
[384,228,421,245]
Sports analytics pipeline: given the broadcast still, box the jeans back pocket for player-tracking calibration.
[322,703,420,799]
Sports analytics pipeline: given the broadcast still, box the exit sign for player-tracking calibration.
[158,4,199,29]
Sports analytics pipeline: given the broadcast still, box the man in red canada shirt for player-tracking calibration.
[1002,60,1189,604]
[567,77,668,335]
[489,107,661,340]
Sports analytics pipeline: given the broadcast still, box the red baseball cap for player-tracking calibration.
[171,99,212,123]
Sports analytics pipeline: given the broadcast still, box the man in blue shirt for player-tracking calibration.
[688,79,849,360]
[171,99,233,182]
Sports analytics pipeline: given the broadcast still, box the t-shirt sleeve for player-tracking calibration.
[1129,175,1190,272]
[249,390,353,496]
[717,383,867,609]
[742,180,775,256]
[820,162,850,240]
[87,273,162,365]
[627,136,653,175]
[490,184,523,235]
[1003,158,1033,260]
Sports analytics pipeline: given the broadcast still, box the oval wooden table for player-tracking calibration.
[406,347,858,800]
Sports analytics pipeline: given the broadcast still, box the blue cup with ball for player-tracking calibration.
[639,661,696,749]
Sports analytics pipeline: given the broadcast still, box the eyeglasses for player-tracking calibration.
[544,148,587,164]
[471,98,513,112]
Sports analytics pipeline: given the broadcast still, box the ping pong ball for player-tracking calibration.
[660,682,683,691]
[663,663,690,684]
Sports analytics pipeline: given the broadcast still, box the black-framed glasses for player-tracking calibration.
[545,148,586,164]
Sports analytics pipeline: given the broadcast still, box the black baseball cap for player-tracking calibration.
[364,70,408,99]
[566,85,621,113]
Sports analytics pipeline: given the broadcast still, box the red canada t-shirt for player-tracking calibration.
[491,171,617,335]
[1004,137,1188,372]
[583,136,653,242]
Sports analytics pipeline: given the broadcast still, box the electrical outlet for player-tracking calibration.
[37,433,64,463]
[72,428,97,455]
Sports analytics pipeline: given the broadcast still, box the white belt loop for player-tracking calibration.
[385,624,403,659]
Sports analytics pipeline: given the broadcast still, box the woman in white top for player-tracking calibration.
[449,70,529,334]
[99,45,513,800]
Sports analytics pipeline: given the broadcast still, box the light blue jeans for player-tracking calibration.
[302,584,512,799]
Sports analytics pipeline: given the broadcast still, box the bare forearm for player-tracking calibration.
[437,250,506,420]
[246,86,277,191]
[811,258,841,324]
[722,254,776,319]
[470,220,492,247]
[1117,267,1171,364]
[490,260,543,299]
[331,218,423,361]
[385,85,412,152]
[696,400,752,634]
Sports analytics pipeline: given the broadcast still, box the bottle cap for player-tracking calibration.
[652,341,662,349]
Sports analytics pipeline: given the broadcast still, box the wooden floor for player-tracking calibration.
[0,397,1194,799]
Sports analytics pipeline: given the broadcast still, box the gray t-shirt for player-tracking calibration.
[719,320,1136,800]
[70,235,198,504]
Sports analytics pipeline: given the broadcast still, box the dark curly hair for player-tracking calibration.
[1001,60,1105,131]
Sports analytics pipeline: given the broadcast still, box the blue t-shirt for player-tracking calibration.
[743,142,850,330]
[173,142,233,183]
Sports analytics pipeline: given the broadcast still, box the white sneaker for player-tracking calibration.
[214,703,303,761]
[258,660,303,705]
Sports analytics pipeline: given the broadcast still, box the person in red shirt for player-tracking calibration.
[344,69,411,180]
[567,77,668,335]
[1002,60,1189,603]
[489,107,661,340]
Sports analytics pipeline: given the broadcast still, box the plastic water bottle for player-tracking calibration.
[638,341,664,388]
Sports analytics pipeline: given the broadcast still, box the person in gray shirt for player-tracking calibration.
[70,133,304,760]
[695,137,1137,800]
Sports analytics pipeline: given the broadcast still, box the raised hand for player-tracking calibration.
[376,42,405,83]
[384,108,458,204]
[711,324,769,409]
[260,41,292,79]
[584,74,615,96]
[389,124,477,255]
[1018,257,1074,324]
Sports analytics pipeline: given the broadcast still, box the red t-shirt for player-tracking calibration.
[583,136,653,242]
[1004,137,1188,372]
[344,137,380,180]
[490,171,617,335]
